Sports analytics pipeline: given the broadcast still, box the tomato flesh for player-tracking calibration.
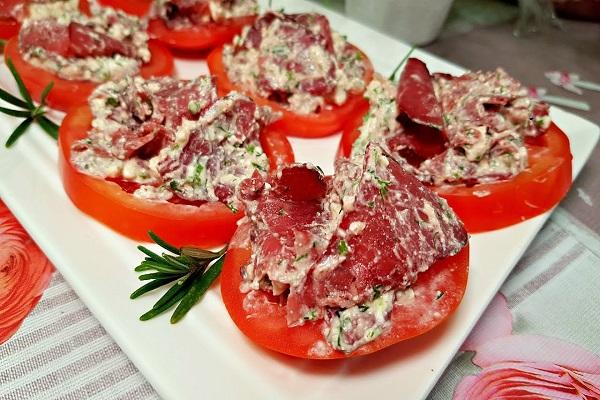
[220,224,469,359]
[0,17,19,40]
[340,111,573,233]
[148,16,256,51]
[207,45,375,138]
[58,105,294,247]
[4,37,174,112]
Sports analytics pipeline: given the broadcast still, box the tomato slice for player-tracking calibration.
[3,37,174,112]
[80,0,152,17]
[220,225,469,359]
[0,17,19,40]
[435,125,572,233]
[147,16,256,51]
[207,45,375,138]
[340,111,573,233]
[58,105,295,247]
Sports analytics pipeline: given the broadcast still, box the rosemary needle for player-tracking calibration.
[131,231,227,323]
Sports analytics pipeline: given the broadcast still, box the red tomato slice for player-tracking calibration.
[147,16,256,51]
[0,17,19,40]
[58,105,295,247]
[207,45,375,138]
[4,37,174,112]
[221,225,469,359]
[340,112,573,233]
[435,125,572,233]
[81,0,152,17]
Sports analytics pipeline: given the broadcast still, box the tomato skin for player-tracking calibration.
[220,225,469,359]
[58,106,294,247]
[148,16,256,51]
[340,111,573,233]
[79,0,151,17]
[207,45,375,138]
[0,18,20,40]
[4,37,174,112]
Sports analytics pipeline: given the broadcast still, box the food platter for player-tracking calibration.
[0,0,598,398]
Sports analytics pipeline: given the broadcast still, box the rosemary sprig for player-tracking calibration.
[131,231,227,324]
[0,58,59,147]
[388,45,416,82]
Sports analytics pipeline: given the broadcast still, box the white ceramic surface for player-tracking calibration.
[0,1,598,399]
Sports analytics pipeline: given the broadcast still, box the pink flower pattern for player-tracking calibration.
[454,294,600,399]
[0,200,54,344]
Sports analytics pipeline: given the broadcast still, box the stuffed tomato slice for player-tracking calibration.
[148,0,258,51]
[5,5,173,112]
[207,11,374,138]
[221,143,469,359]
[340,58,572,233]
[59,76,293,247]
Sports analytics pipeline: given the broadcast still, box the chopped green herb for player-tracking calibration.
[367,200,375,209]
[188,101,202,114]
[105,97,119,107]
[358,305,369,312]
[295,253,308,262]
[252,162,266,172]
[227,203,238,213]
[337,239,349,256]
[303,309,318,321]
[191,164,204,188]
[169,180,181,192]
[246,144,256,154]
[373,285,383,300]
[278,208,286,216]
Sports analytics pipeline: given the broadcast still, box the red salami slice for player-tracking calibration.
[396,58,444,131]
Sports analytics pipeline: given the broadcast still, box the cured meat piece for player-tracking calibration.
[20,19,137,58]
[19,19,70,55]
[286,144,468,324]
[239,165,327,295]
[396,58,444,131]
[152,77,218,126]
[68,22,137,58]
[110,121,171,160]
[236,12,337,99]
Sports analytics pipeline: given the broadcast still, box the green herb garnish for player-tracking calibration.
[337,239,349,256]
[1,58,59,147]
[388,46,416,82]
[131,231,226,323]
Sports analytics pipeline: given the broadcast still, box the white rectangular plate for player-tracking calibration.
[1,1,598,399]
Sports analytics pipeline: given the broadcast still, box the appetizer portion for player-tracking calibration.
[221,143,469,358]
[58,76,294,246]
[207,11,374,137]
[148,0,258,51]
[341,58,572,232]
[4,2,174,111]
